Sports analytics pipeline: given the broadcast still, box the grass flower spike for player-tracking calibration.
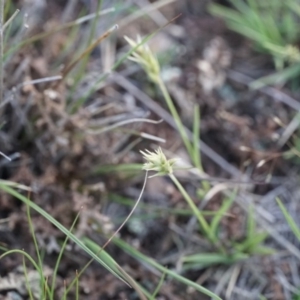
[140,147,177,176]
[124,35,160,83]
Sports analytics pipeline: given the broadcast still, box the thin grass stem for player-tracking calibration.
[169,173,211,238]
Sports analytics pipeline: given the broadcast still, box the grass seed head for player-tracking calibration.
[124,35,160,83]
[140,147,177,177]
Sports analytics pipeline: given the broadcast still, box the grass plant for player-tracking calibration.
[0,1,285,299]
[209,0,300,87]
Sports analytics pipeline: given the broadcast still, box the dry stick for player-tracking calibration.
[60,24,118,79]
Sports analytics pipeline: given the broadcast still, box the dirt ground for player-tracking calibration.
[1,0,300,299]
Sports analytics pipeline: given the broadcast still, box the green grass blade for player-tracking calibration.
[50,211,81,298]
[150,271,166,300]
[183,253,233,265]
[25,202,51,299]
[277,197,300,242]
[91,163,142,175]
[22,257,35,300]
[247,204,255,238]
[192,104,201,170]
[235,232,269,253]
[0,183,129,284]
[210,191,236,242]
[82,237,151,300]
[112,237,222,300]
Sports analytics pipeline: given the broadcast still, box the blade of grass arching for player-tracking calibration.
[0,184,129,284]
[112,237,222,300]
[210,190,236,243]
[50,211,81,299]
[0,249,42,280]
[150,271,166,300]
[251,64,300,89]
[82,237,150,300]
[277,197,300,242]
[91,163,142,175]
[1,249,39,268]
